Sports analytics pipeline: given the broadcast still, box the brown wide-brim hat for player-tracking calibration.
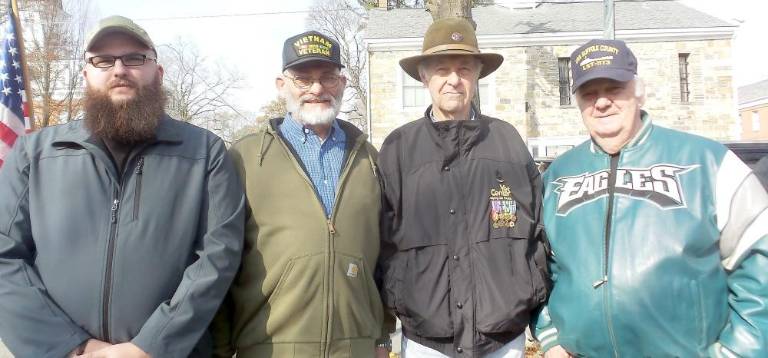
[399,17,503,81]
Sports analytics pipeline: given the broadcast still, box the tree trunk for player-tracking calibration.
[426,0,474,26]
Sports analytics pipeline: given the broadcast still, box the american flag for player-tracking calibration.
[0,3,30,168]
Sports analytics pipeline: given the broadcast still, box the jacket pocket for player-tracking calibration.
[331,253,381,340]
[474,232,540,334]
[263,253,325,341]
[132,156,144,220]
[398,245,453,338]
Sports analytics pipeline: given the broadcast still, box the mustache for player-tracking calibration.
[299,94,336,105]
[108,79,137,89]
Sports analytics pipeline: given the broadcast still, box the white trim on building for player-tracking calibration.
[365,27,736,51]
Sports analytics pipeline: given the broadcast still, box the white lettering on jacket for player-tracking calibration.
[552,164,698,215]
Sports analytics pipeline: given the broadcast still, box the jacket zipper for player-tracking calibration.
[102,178,124,341]
[598,153,620,357]
[101,155,140,341]
[271,130,366,356]
[133,157,144,220]
[323,136,365,356]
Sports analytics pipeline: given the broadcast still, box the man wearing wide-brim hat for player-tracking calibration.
[377,17,551,358]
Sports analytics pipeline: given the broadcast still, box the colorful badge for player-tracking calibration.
[490,183,517,228]
[293,34,333,59]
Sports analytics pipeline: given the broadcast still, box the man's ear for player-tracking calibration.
[275,76,286,92]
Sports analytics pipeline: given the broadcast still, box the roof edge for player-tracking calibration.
[739,97,768,110]
[365,27,736,51]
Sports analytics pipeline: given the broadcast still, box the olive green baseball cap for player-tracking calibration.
[85,15,156,54]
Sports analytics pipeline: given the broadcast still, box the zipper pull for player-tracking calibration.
[592,276,608,288]
[110,199,120,223]
[371,161,378,178]
[327,220,336,235]
[135,157,144,175]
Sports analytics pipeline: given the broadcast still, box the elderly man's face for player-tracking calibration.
[576,78,644,153]
[276,61,346,126]
[420,55,481,119]
[83,32,162,104]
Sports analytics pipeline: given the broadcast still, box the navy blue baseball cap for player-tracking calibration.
[570,39,637,93]
[282,31,344,71]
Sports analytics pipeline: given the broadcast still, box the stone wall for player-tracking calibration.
[368,38,739,150]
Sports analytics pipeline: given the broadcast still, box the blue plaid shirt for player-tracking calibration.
[279,114,347,217]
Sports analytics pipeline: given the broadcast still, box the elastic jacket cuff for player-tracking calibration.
[536,327,560,353]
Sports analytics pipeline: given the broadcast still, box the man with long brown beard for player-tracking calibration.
[0,16,245,358]
[211,31,391,358]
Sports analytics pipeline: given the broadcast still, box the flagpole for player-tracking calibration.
[10,0,34,131]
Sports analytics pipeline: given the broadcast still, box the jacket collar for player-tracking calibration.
[268,116,366,145]
[422,105,489,166]
[428,106,477,122]
[52,114,183,149]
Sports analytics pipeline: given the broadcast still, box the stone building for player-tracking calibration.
[738,79,768,140]
[364,0,739,157]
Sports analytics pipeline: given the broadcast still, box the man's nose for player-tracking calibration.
[111,59,128,76]
[594,95,612,110]
[307,80,324,95]
[446,71,461,86]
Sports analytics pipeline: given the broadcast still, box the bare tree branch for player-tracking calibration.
[160,38,244,123]
[22,0,94,127]
[308,0,369,132]
[159,38,248,144]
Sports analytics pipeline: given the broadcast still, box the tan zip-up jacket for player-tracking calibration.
[211,118,386,358]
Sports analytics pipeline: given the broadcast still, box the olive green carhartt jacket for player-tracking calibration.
[211,118,386,358]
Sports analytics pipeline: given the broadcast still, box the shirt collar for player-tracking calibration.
[283,113,346,144]
[429,107,477,122]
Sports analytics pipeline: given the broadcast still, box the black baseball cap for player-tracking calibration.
[570,39,637,93]
[282,31,343,71]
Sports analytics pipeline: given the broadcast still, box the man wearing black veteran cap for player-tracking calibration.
[377,17,551,358]
[534,39,768,357]
[0,15,245,358]
[210,30,391,358]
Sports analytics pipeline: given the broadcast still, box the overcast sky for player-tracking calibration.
[85,0,768,117]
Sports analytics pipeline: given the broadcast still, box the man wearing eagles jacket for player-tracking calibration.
[534,39,768,357]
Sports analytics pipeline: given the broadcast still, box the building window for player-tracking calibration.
[679,53,690,103]
[478,81,490,112]
[558,57,571,106]
[402,73,429,108]
[753,111,761,132]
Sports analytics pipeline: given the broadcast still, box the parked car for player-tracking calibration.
[723,141,768,168]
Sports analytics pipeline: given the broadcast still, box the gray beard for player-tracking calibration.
[282,88,343,126]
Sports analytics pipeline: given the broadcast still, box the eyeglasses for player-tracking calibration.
[284,73,342,90]
[87,53,156,69]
